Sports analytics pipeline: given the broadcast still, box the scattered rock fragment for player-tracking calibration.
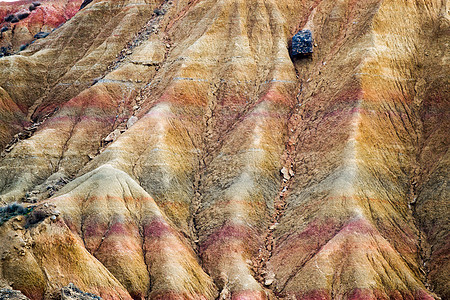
[25,202,60,227]
[218,286,229,300]
[23,172,70,201]
[12,222,23,230]
[19,44,29,51]
[0,46,11,57]
[3,120,46,154]
[29,1,41,11]
[61,283,102,300]
[289,169,294,179]
[17,12,30,20]
[280,167,291,180]
[0,288,29,300]
[126,116,138,129]
[104,129,121,143]
[153,9,165,16]
[23,196,38,204]
[33,32,49,39]
[4,14,14,22]
[264,270,275,286]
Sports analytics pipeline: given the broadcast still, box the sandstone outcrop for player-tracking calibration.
[0,0,448,299]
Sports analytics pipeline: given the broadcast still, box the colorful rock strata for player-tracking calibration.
[0,0,448,299]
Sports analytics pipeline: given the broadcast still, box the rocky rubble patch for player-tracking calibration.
[2,108,58,155]
[23,173,70,203]
[25,203,60,227]
[0,288,29,300]
[60,283,101,300]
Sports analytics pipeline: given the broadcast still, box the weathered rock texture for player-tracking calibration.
[0,288,30,300]
[0,0,83,54]
[60,283,102,300]
[0,0,448,299]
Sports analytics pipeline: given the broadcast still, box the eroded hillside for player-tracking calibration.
[0,0,448,299]
[0,0,83,54]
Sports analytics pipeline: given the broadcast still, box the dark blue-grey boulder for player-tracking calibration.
[291,29,313,57]
[17,12,30,20]
[19,44,29,51]
[4,14,14,22]
[34,32,49,39]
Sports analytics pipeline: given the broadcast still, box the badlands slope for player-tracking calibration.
[0,0,83,53]
[0,0,448,299]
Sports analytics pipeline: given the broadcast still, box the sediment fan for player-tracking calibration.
[0,0,448,299]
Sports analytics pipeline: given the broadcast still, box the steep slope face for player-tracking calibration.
[0,0,163,194]
[0,0,161,152]
[0,0,448,299]
[0,0,83,151]
[268,0,449,298]
[0,0,83,54]
[51,165,216,299]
